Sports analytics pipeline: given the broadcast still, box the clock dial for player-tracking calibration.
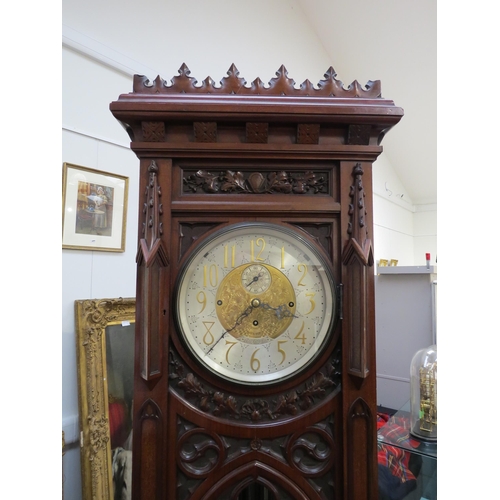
[175,222,336,385]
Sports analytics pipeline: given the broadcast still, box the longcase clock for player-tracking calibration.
[110,64,403,500]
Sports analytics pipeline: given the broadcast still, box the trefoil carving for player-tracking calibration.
[133,64,382,99]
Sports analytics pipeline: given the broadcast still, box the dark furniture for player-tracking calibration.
[110,64,403,500]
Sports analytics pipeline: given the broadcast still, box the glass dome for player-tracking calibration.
[410,344,437,441]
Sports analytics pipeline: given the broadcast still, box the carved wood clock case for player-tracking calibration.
[110,65,403,500]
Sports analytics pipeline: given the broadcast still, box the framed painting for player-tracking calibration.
[75,297,135,500]
[62,163,129,252]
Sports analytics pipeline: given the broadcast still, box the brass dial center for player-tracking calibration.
[215,263,296,344]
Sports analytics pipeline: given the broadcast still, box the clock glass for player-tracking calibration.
[175,222,336,385]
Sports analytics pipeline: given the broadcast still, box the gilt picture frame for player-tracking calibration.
[62,163,129,252]
[75,297,135,500]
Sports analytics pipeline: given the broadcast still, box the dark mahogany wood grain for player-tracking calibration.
[110,65,403,500]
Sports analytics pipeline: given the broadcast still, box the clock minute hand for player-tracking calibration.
[204,302,255,356]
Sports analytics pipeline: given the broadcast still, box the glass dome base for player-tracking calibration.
[410,420,437,442]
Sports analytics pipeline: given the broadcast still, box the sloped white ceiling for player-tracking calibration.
[297,0,437,206]
[63,0,436,206]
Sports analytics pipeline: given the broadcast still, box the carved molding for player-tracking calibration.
[133,64,382,99]
[183,169,328,195]
[168,345,341,422]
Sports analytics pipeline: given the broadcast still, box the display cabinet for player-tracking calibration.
[378,402,437,500]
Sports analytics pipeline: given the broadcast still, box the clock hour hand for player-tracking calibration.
[260,302,298,320]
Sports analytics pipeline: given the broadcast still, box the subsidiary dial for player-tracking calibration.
[241,264,272,293]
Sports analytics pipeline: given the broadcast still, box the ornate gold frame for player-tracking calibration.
[75,297,135,500]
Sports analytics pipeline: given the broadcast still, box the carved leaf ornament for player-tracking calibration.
[183,169,328,195]
[169,347,341,422]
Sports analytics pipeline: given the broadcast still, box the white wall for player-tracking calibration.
[413,204,438,266]
[373,156,437,267]
[297,0,437,208]
[62,0,335,89]
[62,49,140,500]
[61,2,436,498]
[372,196,438,271]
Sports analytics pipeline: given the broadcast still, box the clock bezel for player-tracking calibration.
[173,221,339,386]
